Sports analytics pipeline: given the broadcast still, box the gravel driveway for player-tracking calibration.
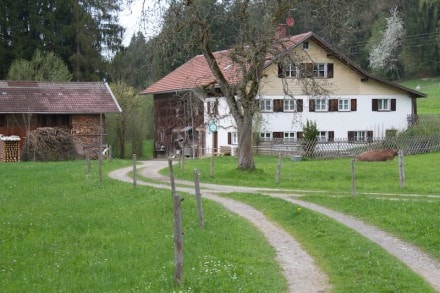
[109,159,440,292]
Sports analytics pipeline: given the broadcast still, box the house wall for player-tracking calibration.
[204,39,417,153]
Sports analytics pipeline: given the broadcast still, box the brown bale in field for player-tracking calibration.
[356,149,398,162]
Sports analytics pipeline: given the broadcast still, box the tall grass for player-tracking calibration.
[0,160,285,292]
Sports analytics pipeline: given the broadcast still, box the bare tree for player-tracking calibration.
[148,0,310,170]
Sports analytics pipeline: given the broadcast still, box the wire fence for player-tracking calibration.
[253,135,440,159]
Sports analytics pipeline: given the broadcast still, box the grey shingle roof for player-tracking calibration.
[0,81,122,114]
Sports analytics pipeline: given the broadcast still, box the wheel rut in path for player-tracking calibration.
[109,161,331,293]
[110,160,440,292]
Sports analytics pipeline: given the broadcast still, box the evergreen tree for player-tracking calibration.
[0,0,124,81]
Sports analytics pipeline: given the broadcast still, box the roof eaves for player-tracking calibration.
[104,82,122,113]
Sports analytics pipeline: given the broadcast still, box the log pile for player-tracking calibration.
[0,135,21,162]
[22,127,78,161]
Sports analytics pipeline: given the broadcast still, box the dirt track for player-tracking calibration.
[109,160,440,292]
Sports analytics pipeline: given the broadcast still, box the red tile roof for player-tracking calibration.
[142,32,314,95]
[0,81,122,114]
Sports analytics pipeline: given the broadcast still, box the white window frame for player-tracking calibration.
[354,131,367,142]
[259,99,272,112]
[284,132,296,142]
[338,98,350,111]
[315,98,328,111]
[317,131,328,142]
[284,98,296,112]
[260,132,271,141]
[313,63,332,78]
[284,63,298,78]
[378,99,390,111]
[231,132,238,145]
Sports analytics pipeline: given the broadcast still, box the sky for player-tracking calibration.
[118,0,163,46]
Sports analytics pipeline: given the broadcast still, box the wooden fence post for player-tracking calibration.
[98,151,103,182]
[86,158,91,175]
[210,148,215,177]
[276,152,282,185]
[351,158,356,196]
[133,154,137,188]
[398,150,405,188]
[194,169,205,228]
[168,158,183,285]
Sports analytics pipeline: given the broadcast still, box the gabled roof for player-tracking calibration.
[142,31,426,99]
[0,81,122,114]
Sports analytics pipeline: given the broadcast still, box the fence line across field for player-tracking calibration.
[253,135,440,159]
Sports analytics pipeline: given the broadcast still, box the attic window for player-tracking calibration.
[303,41,309,50]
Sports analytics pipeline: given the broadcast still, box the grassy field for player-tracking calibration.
[0,160,286,292]
[400,77,440,113]
[221,192,435,292]
[168,152,440,288]
[170,151,440,195]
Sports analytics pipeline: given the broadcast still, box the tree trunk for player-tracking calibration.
[237,112,255,170]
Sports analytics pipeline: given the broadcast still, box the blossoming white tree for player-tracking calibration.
[369,7,405,75]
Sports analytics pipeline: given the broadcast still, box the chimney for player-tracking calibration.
[275,24,287,39]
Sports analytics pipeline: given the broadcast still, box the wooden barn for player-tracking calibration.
[0,81,122,159]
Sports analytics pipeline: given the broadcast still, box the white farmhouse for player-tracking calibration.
[142,31,425,158]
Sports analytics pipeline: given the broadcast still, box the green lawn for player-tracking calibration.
[0,160,285,292]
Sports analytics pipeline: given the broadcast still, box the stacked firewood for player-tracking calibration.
[0,135,21,162]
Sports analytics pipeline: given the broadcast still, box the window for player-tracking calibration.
[372,98,396,111]
[348,130,373,142]
[378,99,390,111]
[231,132,238,144]
[279,62,333,79]
[284,132,295,142]
[207,100,218,115]
[313,63,334,78]
[303,41,309,50]
[317,131,327,141]
[260,132,271,141]
[315,98,328,111]
[259,99,272,112]
[228,132,239,145]
[284,64,298,78]
[338,98,350,111]
[284,99,296,111]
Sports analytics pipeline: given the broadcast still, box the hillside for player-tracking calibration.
[400,77,440,114]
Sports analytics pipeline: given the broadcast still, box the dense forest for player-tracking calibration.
[0,0,439,88]
[120,0,440,89]
[1,0,438,158]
